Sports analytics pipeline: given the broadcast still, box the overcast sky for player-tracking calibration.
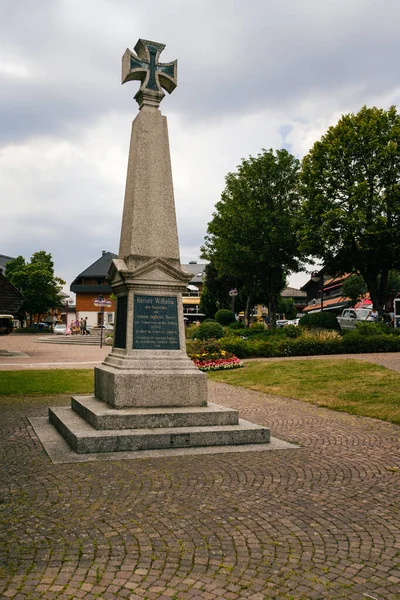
[1,0,400,296]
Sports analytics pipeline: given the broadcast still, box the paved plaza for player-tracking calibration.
[0,336,399,599]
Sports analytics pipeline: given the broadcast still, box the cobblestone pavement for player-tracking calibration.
[1,338,400,599]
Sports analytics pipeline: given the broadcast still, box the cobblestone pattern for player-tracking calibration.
[1,374,399,599]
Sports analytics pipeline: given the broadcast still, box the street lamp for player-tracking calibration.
[311,271,324,312]
[229,288,238,314]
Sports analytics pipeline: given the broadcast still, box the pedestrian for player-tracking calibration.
[366,308,379,322]
[83,317,88,335]
[80,318,84,334]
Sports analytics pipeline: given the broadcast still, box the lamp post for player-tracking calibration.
[229,288,238,314]
[311,271,324,312]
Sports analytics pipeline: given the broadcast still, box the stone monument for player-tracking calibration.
[49,39,270,453]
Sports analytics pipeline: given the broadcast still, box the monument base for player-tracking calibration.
[48,397,270,454]
[94,363,208,408]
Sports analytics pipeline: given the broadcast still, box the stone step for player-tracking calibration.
[71,396,239,430]
[39,334,108,346]
[49,406,270,454]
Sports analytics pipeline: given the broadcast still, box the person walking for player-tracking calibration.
[83,317,88,335]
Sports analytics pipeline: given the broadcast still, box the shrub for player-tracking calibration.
[215,309,235,326]
[353,321,391,336]
[228,321,246,330]
[249,321,265,331]
[299,311,341,332]
[341,332,400,353]
[192,320,224,340]
[220,335,251,358]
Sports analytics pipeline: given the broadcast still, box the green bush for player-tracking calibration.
[192,320,224,341]
[352,321,393,336]
[299,311,341,332]
[227,321,246,330]
[249,321,265,331]
[341,332,400,353]
[215,309,235,326]
[220,335,250,358]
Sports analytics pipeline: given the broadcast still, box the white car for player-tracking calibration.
[53,324,67,335]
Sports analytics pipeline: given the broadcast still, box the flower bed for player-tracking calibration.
[192,355,244,372]
[187,339,244,372]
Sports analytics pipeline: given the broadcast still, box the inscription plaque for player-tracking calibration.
[133,295,180,350]
[114,295,128,349]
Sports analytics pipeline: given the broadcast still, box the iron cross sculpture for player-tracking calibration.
[122,39,177,109]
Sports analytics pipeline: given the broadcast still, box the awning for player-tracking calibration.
[187,285,199,291]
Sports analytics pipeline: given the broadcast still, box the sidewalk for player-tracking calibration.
[0,333,110,369]
[0,336,399,599]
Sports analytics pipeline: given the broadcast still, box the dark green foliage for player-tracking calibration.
[341,275,368,306]
[299,311,341,331]
[201,148,304,327]
[228,321,246,330]
[352,321,395,336]
[215,309,235,325]
[277,297,297,320]
[342,332,400,353]
[301,105,400,311]
[192,321,224,340]
[5,251,65,323]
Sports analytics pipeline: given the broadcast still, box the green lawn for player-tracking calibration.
[209,359,400,424]
[0,369,94,396]
[1,360,400,424]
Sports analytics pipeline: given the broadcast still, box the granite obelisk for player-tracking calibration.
[48,39,270,454]
[94,39,208,408]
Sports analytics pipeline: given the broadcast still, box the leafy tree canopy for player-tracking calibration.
[341,275,368,306]
[5,251,65,322]
[300,105,400,311]
[201,148,304,326]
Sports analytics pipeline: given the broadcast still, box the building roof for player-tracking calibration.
[0,254,15,274]
[281,286,307,299]
[0,272,24,315]
[182,262,206,284]
[73,251,118,280]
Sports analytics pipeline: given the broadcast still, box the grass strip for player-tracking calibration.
[0,369,94,396]
[209,358,400,424]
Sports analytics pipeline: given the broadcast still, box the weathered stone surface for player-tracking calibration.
[94,363,207,408]
[71,396,239,429]
[49,406,270,454]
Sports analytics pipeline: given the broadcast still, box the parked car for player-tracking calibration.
[337,308,371,332]
[53,324,67,335]
[286,318,301,326]
[33,322,50,330]
[276,320,288,328]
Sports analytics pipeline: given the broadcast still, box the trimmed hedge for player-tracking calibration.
[192,320,224,340]
[219,330,400,358]
[215,309,235,326]
[299,311,341,331]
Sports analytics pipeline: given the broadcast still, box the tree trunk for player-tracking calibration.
[245,291,253,328]
[361,271,381,311]
[268,296,277,329]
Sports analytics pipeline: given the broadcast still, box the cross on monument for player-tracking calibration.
[122,39,177,109]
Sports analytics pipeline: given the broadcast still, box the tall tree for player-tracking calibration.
[300,105,400,311]
[201,149,303,327]
[5,251,65,324]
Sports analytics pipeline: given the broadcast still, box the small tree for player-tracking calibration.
[341,275,368,306]
[5,251,65,325]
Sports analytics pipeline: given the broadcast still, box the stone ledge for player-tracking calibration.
[71,396,239,429]
[49,406,270,454]
[29,416,298,464]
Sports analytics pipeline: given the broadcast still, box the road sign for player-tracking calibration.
[93,299,113,307]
